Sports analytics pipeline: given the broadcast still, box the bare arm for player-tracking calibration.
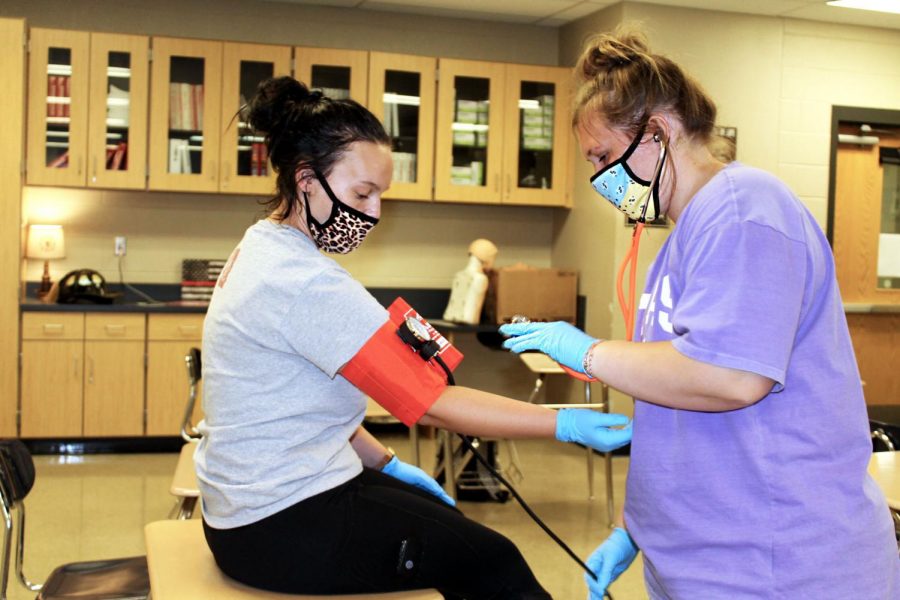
[418,385,557,438]
[590,340,774,412]
[348,426,392,469]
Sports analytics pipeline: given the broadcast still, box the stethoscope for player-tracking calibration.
[397,317,615,600]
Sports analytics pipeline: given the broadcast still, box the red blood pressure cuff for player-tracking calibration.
[342,298,463,426]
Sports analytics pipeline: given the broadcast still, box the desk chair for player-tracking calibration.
[0,439,150,600]
[169,348,201,520]
[144,519,442,600]
[519,352,615,525]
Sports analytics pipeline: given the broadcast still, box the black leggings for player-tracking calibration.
[203,468,551,599]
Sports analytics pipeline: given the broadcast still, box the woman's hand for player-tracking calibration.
[556,409,632,452]
[585,527,639,599]
[500,321,598,374]
[381,456,456,507]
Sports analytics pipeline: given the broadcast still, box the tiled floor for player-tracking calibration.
[5,431,649,600]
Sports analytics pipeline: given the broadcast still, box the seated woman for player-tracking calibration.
[195,76,632,600]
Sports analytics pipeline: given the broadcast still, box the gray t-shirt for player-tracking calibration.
[195,219,389,529]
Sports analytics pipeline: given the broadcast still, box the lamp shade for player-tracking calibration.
[26,224,66,260]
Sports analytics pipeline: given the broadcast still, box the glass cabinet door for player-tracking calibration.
[87,33,149,189]
[219,42,291,194]
[295,47,368,105]
[368,52,435,201]
[502,65,570,206]
[148,37,222,192]
[27,28,90,187]
[434,59,505,204]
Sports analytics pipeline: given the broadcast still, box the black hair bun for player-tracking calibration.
[246,76,319,135]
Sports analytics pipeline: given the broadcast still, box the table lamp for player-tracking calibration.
[26,224,66,300]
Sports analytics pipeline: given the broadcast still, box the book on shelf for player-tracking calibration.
[110,142,127,171]
[61,75,70,118]
[47,150,69,169]
[168,82,205,130]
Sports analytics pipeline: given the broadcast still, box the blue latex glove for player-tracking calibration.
[499,321,598,374]
[381,455,456,507]
[585,527,639,599]
[556,409,632,452]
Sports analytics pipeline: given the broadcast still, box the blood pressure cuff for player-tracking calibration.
[342,298,463,427]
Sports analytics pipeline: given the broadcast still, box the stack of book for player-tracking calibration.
[106,142,128,171]
[169,82,204,130]
[250,142,268,176]
[47,74,70,118]
[181,258,226,303]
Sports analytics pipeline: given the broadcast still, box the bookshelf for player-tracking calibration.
[501,64,571,207]
[368,52,436,202]
[295,47,369,106]
[87,33,149,189]
[219,42,291,195]
[434,58,506,204]
[26,28,90,187]
[148,37,222,192]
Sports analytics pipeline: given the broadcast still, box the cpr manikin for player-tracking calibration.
[443,239,498,324]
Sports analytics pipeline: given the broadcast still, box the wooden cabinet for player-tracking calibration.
[295,47,368,105]
[27,30,149,190]
[20,312,144,438]
[218,42,291,195]
[146,314,204,436]
[20,313,85,437]
[87,33,149,189]
[434,59,506,204]
[368,52,436,201]
[501,65,570,206]
[26,28,90,187]
[434,61,571,206]
[148,37,223,192]
[82,314,145,436]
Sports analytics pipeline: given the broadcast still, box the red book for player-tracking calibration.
[260,143,268,176]
[110,142,127,171]
[47,75,56,117]
[47,150,69,169]
[62,76,70,118]
[250,142,259,176]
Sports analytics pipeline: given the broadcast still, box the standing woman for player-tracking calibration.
[502,28,899,599]
[196,76,633,600]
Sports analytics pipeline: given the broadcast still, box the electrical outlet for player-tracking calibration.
[114,236,127,257]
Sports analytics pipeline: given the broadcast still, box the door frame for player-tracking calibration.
[828,105,900,244]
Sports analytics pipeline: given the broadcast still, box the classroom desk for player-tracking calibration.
[869,451,900,511]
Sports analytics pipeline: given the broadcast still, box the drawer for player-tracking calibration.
[84,313,146,341]
[148,314,204,341]
[22,313,85,340]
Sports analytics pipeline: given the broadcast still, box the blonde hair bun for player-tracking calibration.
[578,29,652,83]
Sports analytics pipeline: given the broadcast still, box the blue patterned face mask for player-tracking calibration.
[589,126,667,222]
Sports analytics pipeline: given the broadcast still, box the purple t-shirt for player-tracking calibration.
[625,163,899,599]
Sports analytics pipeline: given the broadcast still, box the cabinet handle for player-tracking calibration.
[494,174,499,193]
[77,157,83,176]
[42,323,64,335]
[178,325,198,335]
[210,162,217,182]
[88,356,94,385]
[73,357,79,378]
[104,324,126,336]
[506,174,512,197]
[222,162,229,186]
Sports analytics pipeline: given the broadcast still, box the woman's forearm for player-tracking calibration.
[349,426,391,468]
[418,386,557,438]
[590,340,774,412]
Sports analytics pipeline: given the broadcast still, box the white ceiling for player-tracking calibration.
[269,0,900,29]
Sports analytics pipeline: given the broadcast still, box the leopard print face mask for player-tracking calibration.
[303,170,379,254]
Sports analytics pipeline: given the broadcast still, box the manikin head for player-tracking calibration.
[469,239,498,269]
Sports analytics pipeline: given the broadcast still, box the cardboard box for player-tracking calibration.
[484,266,577,324]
